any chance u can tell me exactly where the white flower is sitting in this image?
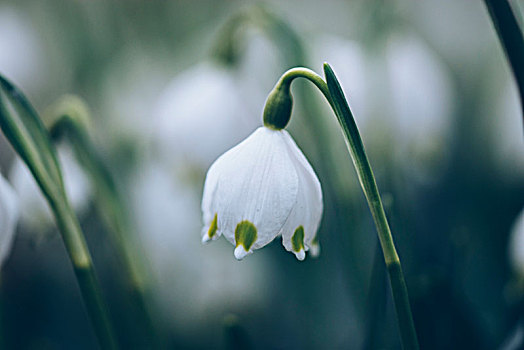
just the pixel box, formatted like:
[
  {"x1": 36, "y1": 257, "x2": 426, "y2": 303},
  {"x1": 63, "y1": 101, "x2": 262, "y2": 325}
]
[
  {"x1": 0, "y1": 173, "x2": 19, "y2": 266},
  {"x1": 9, "y1": 146, "x2": 91, "y2": 232},
  {"x1": 201, "y1": 126, "x2": 323, "y2": 261},
  {"x1": 153, "y1": 62, "x2": 258, "y2": 172}
]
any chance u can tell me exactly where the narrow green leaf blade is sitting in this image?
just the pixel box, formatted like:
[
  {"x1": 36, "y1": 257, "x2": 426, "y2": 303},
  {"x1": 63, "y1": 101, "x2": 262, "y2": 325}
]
[
  {"x1": 323, "y1": 62, "x2": 375, "y2": 196},
  {"x1": 0, "y1": 74, "x2": 64, "y2": 200}
]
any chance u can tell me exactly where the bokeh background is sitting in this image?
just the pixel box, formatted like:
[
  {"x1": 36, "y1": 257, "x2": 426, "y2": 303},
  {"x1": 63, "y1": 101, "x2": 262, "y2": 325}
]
[{"x1": 0, "y1": 0, "x2": 523, "y2": 349}]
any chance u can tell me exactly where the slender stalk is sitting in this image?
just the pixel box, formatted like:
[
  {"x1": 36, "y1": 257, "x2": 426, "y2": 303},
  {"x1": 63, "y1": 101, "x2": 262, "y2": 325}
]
[
  {"x1": 483, "y1": 0, "x2": 524, "y2": 121},
  {"x1": 50, "y1": 194, "x2": 118, "y2": 350},
  {"x1": 46, "y1": 98, "x2": 160, "y2": 347},
  {"x1": 268, "y1": 66, "x2": 419, "y2": 349},
  {"x1": 363, "y1": 243, "x2": 388, "y2": 350}
]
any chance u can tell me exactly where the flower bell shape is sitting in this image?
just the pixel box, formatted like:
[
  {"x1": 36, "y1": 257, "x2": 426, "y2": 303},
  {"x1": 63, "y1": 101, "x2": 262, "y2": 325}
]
[{"x1": 201, "y1": 126, "x2": 322, "y2": 260}]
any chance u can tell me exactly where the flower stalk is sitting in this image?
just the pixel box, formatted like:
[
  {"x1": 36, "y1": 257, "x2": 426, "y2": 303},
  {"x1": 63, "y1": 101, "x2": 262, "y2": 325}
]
[
  {"x1": 45, "y1": 96, "x2": 160, "y2": 347},
  {"x1": 0, "y1": 77, "x2": 118, "y2": 349},
  {"x1": 265, "y1": 65, "x2": 419, "y2": 349}
]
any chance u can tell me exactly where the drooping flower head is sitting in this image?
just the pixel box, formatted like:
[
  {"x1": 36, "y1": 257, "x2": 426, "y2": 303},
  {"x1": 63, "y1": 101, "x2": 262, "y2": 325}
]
[{"x1": 201, "y1": 91, "x2": 323, "y2": 260}]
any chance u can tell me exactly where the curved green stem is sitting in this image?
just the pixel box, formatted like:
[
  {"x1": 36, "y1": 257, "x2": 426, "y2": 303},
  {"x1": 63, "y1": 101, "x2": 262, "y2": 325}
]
[{"x1": 268, "y1": 66, "x2": 419, "y2": 349}]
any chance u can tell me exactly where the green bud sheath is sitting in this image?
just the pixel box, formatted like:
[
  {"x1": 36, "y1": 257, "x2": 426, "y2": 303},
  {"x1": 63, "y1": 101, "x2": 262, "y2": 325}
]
[{"x1": 263, "y1": 81, "x2": 293, "y2": 130}]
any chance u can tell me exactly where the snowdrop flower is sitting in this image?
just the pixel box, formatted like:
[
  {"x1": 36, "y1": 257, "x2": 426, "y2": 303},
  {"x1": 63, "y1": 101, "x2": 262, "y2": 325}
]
[
  {"x1": 0, "y1": 173, "x2": 18, "y2": 266},
  {"x1": 201, "y1": 125, "x2": 323, "y2": 261},
  {"x1": 9, "y1": 146, "x2": 91, "y2": 232}
]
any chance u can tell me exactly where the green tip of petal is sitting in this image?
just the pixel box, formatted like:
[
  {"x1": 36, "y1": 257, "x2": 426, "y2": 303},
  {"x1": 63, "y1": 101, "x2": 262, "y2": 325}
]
[
  {"x1": 235, "y1": 220, "x2": 257, "y2": 252},
  {"x1": 208, "y1": 213, "x2": 218, "y2": 239},
  {"x1": 291, "y1": 226, "x2": 305, "y2": 253}
]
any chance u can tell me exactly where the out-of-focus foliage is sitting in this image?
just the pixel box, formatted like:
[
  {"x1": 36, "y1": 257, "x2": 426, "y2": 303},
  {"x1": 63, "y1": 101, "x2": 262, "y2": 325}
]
[{"x1": 0, "y1": 0, "x2": 522, "y2": 349}]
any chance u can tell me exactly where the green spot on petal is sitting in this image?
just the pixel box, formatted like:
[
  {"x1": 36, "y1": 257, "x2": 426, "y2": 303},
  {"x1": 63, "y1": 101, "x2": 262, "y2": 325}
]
[
  {"x1": 235, "y1": 220, "x2": 257, "y2": 251},
  {"x1": 208, "y1": 213, "x2": 218, "y2": 238},
  {"x1": 292, "y1": 226, "x2": 305, "y2": 252}
]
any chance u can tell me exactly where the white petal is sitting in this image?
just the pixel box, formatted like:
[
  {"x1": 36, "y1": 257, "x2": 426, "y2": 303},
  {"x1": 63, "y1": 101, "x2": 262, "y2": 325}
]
[
  {"x1": 280, "y1": 130, "x2": 323, "y2": 258},
  {"x1": 205, "y1": 127, "x2": 298, "y2": 252},
  {"x1": 294, "y1": 249, "x2": 306, "y2": 261},
  {"x1": 234, "y1": 245, "x2": 252, "y2": 260},
  {"x1": 201, "y1": 137, "x2": 246, "y2": 242},
  {"x1": 0, "y1": 174, "x2": 19, "y2": 265}
]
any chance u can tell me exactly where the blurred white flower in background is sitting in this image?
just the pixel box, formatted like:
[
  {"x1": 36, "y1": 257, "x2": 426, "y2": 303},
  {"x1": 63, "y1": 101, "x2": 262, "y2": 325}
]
[
  {"x1": 310, "y1": 36, "x2": 372, "y2": 135},
  {"x1": 492, "y1": 81, "x2": 524, "y2": 181},
  {"x1": 509, "y1": 208, "x2": 524, "y2": 279},
  {"x1": 98, "y1": 46, "x2": 171, "y2": 149},
  {"x1": 233, "y1": 28, "x2": 283, "y2": 116},
  {"x1": 0, "y1": 6, "x2": 46, "y2": 94},
  {"x1": 0, "y1": 173, "x2": 19, "y2": 266},
  {"x1": 8, "y1": 146, "x2": 91, "y2": 234},
  {"x1": 153, "y1": 62, "x2": 258, "y2": 173},
  {"x1": 201, "y1": 126, "x2": 323, "y2": 260},
  {"x1": 386, "y1": 33, "x2": 453, "y2": 160},
  {"x1": 130, "y1": 159, "x2": 269, "y2": 331},
  {"x1": 312, "y1": 33, "x2": 454, "y2": 181}
]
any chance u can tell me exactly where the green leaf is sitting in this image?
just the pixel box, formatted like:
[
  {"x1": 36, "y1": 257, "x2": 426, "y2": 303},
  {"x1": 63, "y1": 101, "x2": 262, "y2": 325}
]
[
  {"x1": 323, "y1": 63, "x2": 376, "y2": 198},
  {"x1": 0, "y1": 75, "x2": 65, "y2": 202}
]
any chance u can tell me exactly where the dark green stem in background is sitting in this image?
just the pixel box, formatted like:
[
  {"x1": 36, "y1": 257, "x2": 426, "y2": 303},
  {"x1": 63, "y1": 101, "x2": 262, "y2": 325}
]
[
  {"x1": 363, "y1": 243, "x2": 388, "y2": 350},
  {"x1": 484, "y1": 0, "x2": 524, "y2": 122},
  {"x1": 52, "y1": 198, "x2": 118, "y2": 350},
  {"x1": 265, "y1": 66, "x2": 419, "y2": 350},
  {"x1": 46, "y1": 97, "x2": 160, "y2": 348}
]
